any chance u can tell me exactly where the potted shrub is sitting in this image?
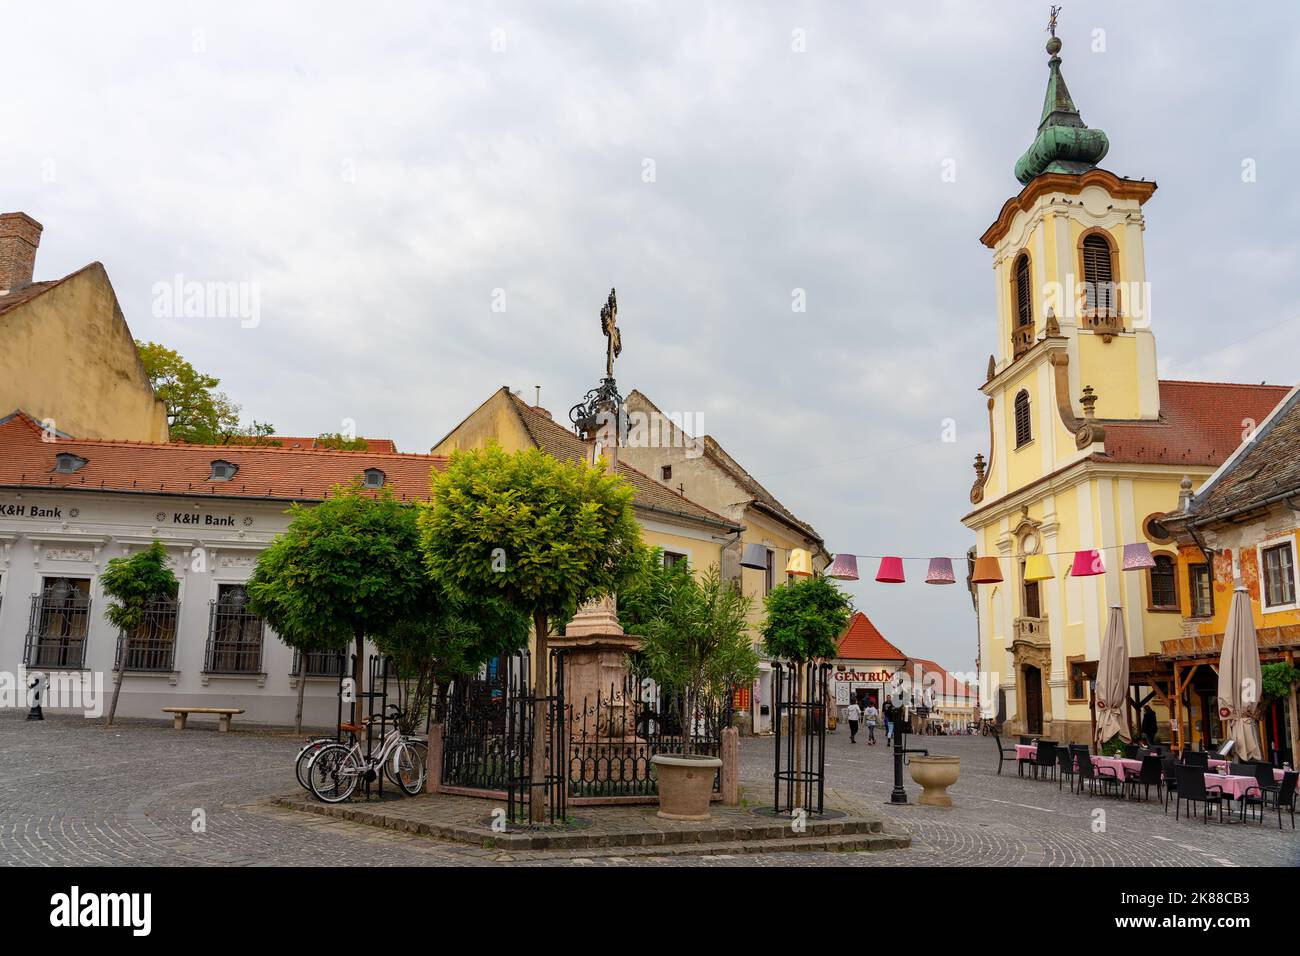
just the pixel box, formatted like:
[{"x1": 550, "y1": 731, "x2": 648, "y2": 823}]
[{"x1": 639, "y1": 566, "x2": 758, "y2": 820}]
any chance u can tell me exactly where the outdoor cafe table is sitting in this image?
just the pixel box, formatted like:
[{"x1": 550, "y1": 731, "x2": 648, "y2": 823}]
[
  {"x1": 1207, "y1": 757, "x2": 1286, "y2": 782},
  {"x1": 1206, "y1": 772, "x2": 1263, "y2": 802}
]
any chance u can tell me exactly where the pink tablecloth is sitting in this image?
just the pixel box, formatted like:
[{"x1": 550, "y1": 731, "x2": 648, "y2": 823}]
[
  {"x1": 1091, "y1": 755, "x2": 1144, "y2": 776},
  {"x1": 1206, "y1": 758, "x2": 1285, "y2": 783},
  {"x1": 1204, "y1": 774, "x2": 1263, "y2": 800},
  {"x1": 1015, "y1": 744, "x2": 1037, "y2": 761}
]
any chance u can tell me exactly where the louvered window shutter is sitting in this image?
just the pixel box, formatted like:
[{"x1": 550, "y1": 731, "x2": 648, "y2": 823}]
[
  {"x1": 1082, "y1": 235, "x2": 1114, "y2": 311},
  {"x1": 1015, "y1": 256, "x2": 1033, "y2": 327}
]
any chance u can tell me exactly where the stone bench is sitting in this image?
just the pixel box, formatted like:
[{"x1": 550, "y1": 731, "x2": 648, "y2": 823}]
[{"x1": 162, "y1": 706, "x2": 244, "y2": 732}]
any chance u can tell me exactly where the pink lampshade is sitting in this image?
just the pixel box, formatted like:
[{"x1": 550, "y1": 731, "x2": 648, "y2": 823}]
[
  {"x1": 875, "y1": 556, "x2": 905, "y2": 584},
  {"x1": 827, "y1": 553, "x2": 859, "y2": 581},
  {"x1": 1122, "y1": 542, "x2": 1156, "y2": 571},
  {"x1": 924, "y1": 557, "x2": 956, "y2": 585},
  {"x1": 1069, "y1": 549, "x2": 1105, "y2": 577}
]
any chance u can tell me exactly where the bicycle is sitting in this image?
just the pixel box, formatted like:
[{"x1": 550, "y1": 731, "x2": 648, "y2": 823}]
[
  {"x1": 294, "y1": 726, "x2": 361, "y2": 791},
  {"x1": 306, "y1": 705, "x2": 426, "y2": 802}
]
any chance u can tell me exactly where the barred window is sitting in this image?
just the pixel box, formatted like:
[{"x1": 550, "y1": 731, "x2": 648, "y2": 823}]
[
  {"x1": 1014, "y1": 390, "x2": 1032, "y2": 447},
  {"x1": 1149, "y1": 554, "x2": 1178, "y2": 609}
]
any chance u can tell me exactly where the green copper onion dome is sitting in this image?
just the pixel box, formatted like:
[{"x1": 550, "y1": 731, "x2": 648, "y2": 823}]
[{"x1": 1013, "y1": 36, "x2": 1109, "y2": 185}]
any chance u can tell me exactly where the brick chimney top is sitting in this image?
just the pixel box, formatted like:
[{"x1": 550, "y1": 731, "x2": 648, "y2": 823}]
[{"x1": 0, "y1": 212, "x2": 43, "y2": 292}]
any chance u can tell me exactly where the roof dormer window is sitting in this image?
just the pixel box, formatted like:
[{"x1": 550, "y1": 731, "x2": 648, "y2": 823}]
[
  {"x1": 362, "y1": 468, "x2": 385, "y2": 489},
  {"x1": 209, "y1": 460, "x2": 238, "y2": 482},
  {"x1": 54, "y1": 453, "x2": 88, "y2": 474}
]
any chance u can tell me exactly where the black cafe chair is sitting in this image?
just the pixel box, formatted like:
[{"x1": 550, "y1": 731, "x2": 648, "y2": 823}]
[
  {"x1": 1174, "y1": 764, "x2": 1226, "y2": 824},
  {"x1": 1261, "y1": 771, "x2": 1297, "y2": 830},
  {"x1": 1161, "y1": 756, "x2": 1179, "y2": 813},
  {"x1": 1122, "y1": 743, "x2": 1140, "y2": 760},
  {"x1": 1056, "y1": 746, "x2": 1078, "y2": 793},
  {"x1": 1182, "y1": 750, "x2": 1209, "y2": 769},
  {"x1": 1124, "y1": 753, "x2": 1163, "y2": 803},
  {"x1": 993, "y1": 733, "x2": 1018, "y2": 776},
  {"x1": 1034, "y1": 740, "x2": 1058, "y2": 781},
  {"x1": 1076, "y1": 751, "x2": 1122, "y2": 798}
]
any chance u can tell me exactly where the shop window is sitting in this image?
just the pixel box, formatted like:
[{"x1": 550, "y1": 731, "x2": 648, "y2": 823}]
[{"x1": 1067, "y1": 657, "x2": 1087, "y2": 702}]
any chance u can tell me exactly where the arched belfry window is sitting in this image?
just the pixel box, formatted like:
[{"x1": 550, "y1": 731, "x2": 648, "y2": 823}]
[
  {"x1": 1082, "y1": 233, "x2": 1116, "y2": 313},
  {"x1": 1014, "y1": 390, "x2": 1032, "y2": 447},
  {"x1": 1014, "y1": 254, "x2": 1033, "y2": 328}
]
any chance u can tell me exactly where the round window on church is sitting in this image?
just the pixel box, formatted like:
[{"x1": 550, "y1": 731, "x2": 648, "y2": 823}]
[{"x1": 1142, "y1": 513, "x2": 1172, "y2": 544}]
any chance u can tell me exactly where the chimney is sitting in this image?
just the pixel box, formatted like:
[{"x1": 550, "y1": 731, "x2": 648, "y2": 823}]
[{"x1": 0, "y1": 212, "x2": 43, "y2": 292}]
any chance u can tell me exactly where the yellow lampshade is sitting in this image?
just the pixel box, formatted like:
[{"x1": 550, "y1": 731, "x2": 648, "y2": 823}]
[
  {"x1": 1023, "y1": 553, "x2": 1055, "y2": 582},
  {"x1": 785, "y1": 548, "x2": 813, "y2": 577}
]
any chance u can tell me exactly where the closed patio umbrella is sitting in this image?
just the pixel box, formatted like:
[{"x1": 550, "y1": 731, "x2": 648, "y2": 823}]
[
  {"x1": 1094, "y1": 605, "x2": 1130, "y2": 748},
  {"x1": 1217, "y1": 586, "x2": 1264, "y2": 761}
]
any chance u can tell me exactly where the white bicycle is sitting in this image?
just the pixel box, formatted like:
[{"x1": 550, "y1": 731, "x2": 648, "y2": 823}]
[{"x1": 306, "y1": 705, "x2": 426, "y2": 803}]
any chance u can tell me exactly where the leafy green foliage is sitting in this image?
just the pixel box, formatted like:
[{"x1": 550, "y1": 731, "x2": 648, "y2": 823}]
[
  {"x1": 1262, "y1": 661, "x2": 1300, "y2": 703},
  {"x1": 315, "y1": 432, "x2": 369, "y2": 451},
  {"x1": 616, "y1": 545, "x2": 692, "y2": 633},
  {"x1": 136, "y1": 340, "x2": 277, "y2": 444},
  {"x1": 246, "y1": 480, "x2": 427, "y2": 670},
  {"x1": 760, "y1": 574, "x2": 853, "y2": 663},
  {"x1": 419, "y1": 444, "x2": 642, "y2": 630},
  {"x1": 636, "y1": 565, "x2": 759, "y2": 754},
  {"x1": 100, "y1": 541, "x2": 178, "y2": 634},
  {"x1": 1099, "y1": 733, "x2": 1126, "y2": 757}
]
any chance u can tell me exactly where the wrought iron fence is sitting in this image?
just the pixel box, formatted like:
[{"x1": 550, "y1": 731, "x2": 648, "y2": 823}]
[
  {"x1": 772, "y1": 660, "x2": 829, "y2": 814},
  {"x1": 204, "y1": 597, "x2": 264, "y2": 674},
  {"x1": 114, "y1": 598, "x2": 180, "y2": 671},
  {"x1": 566, "y1": 671, "x2": 731, "y2": 798},
  {"x1": 442, "y1": 652, "x2": 529, "y2": 792},
  {"x1": 507, "y1": 650, "x2": 566, "y2": 825},
  {"x1": 291, "y1": 648, "x2": 347, "y2": 678},
  {"x1": 24, "y1": 590, "x2": 92, "y2": 668}
]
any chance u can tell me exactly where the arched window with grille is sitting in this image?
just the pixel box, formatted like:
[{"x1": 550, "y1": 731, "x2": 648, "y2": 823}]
[
  {"x1": 1082, "y1": 232, "x2": 1116, "y2": 313},
  {"x1": 1148, "y1": 553, "x2": 1178, "y2": 610},
  {"x1": 1014, "y1": 390, "x2": 1032, "y2": 447},
  {"x1": 1014, "y1": 254, "x2": 1033, "y2": 328}
]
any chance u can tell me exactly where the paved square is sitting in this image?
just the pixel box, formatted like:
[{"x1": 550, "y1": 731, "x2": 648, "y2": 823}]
[{"x1": 2, "y1": 713, "x2": 1296, "y2": 866}]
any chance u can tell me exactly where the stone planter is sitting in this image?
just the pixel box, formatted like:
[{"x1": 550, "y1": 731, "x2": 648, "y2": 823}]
[
  {"x1": 907, "y1": 754, "x2": 960, "y2": 807},
  {"x1": 651, "y1": 753, "x2": 722, "y2": 820}
]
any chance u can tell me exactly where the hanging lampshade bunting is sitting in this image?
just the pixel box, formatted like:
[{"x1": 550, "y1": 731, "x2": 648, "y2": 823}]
[
  {"x1": 785, "y1": 548, "x2": 813, "y2": 577},
  {"x1": 740, "y1": 543, "x2": 769, "y2": 571},
  {"x1": 1121, "y1": 542, "x2": 1156, "y2": 571},
  {"x1": 875, "y1": 556, "x2": 905, "y2": 583},
  {"x1": 1023, "y1": 553, "x2": 1055, "y2": 582},
  {"x1": 971, "y1": 556, "x2": 1003, "y2": 584},
  {"x1": 1070, "y1": 549, "x2": 1105, "y2": 577},
  {"x1": 826, "y1": 553, "x2": 860, "y2": 580},
  {"x1": 924, "y1": 557, "x2": 956, "y2": 584}
]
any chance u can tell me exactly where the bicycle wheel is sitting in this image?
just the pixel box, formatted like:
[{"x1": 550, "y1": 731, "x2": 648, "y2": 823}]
[
  {"x1": 385, "y1": 741, "x2": 425, "y2": 796},
  {"x1": 294, "y1": 739, "x2": 331, "y2": 791},
  {"x1": 308, "y1": 744, "x2": 360, "y2": 803}
]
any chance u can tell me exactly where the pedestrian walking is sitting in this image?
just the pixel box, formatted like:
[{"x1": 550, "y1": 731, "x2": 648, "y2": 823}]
[
  {"x1": 845, "y1": 700, "x2": 861, "y2": 743},
  {"x1": 864, "y1": 700, "x2": 879, "y2": 745},
  {"x1": 882, "y1": 699, "x2": 895, "y2": 745}
]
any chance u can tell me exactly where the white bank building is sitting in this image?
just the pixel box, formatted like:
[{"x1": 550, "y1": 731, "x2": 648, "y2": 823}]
[{"x1": 0, "y1": 410, "x2": 440, "y2": 725}]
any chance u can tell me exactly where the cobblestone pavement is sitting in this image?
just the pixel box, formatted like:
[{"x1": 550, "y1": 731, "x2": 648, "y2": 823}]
[{"x1": 3, "y1": 712, "x2": 1297, "y2": 866}]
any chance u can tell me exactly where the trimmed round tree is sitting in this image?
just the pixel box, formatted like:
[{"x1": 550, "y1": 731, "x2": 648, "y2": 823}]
[
  {"x1": 419, "y1": 443, "x2": 641, "y2": 822},
  {"x1": 101, "y1": 540, "x2": 179, "y2": 726},
  {"x1": 246, "y1": 480, "x2": 426, "y2": 725}
]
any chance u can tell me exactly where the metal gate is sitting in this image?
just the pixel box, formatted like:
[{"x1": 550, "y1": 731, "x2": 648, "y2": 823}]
[{"x1": 772, "y1": 661, "x2": 829, "y2": 814}]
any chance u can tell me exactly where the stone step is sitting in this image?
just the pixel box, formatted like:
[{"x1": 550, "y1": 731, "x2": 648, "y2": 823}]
[{"x1": 517, "y1": 832, "x2": 912, "y2": 861}]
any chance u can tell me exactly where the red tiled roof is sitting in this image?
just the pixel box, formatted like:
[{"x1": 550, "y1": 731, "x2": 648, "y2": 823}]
[
  {"x1": 1185, "y1": 386, "x2": 1300, "y2": 520},
  {"x1": 836, "y1": 611, "x2": 907, "y2": 661},
  {"x1": 1095, "y1": 380, "x2": 1289, "y2": 467},
  {"x1": 503, "y1": 391, "x2": 743, "y2": 530},
  {"x1": 907, "y1": 656, "x2": 976, "y2": 699},
  {"x1": 0, "y1": 410, "x2": 441, "y2": 502}
]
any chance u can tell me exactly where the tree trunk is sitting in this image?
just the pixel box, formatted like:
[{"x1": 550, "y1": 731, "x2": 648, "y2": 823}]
[
  {"x1": 105, "y1": 634, "x2": 125, "y2": 727},
  {"x1": 530, "y1": 610, "x2": 549, "y2": 824},
  {"x1": 294, "y1": 653, "x2": 306, "y2": 735}
]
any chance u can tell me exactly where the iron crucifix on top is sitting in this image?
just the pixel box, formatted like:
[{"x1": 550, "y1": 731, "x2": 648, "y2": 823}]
[{"x1": 601, "y1": 287, "x2": 621, "y2": 378}]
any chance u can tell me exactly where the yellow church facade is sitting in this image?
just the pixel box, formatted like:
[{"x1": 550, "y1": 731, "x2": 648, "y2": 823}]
[{"x1": 961, "y1": 36, "x2": 1286, "y2": 744}]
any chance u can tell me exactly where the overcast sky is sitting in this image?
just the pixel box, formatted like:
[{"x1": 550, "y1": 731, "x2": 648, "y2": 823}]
[{"x1": 5, "y1": 1, "x2": 1298, "y2": 675}]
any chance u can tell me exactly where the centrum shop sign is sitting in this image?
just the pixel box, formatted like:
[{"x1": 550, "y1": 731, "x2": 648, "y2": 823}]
[{"x1": 834, "y1": 669, "x2": 894, "y2": 683}]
